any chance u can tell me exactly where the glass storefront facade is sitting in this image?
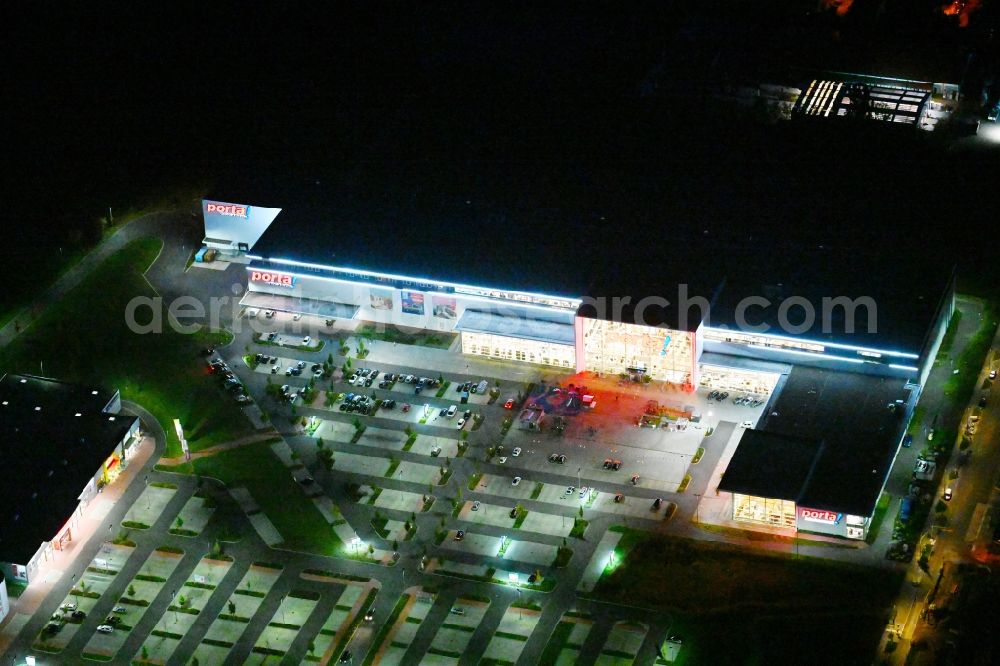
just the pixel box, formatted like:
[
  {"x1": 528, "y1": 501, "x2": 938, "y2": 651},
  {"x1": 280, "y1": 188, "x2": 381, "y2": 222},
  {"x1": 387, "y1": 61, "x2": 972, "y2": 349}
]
[
  {"x1": 461, "y1": 331, "x2": 576, "y2": 368},
  {"x1": 581, "y1": 319, "x2": 697, "y2": 385},
  {"x1": 732, "y1": 493, "x2": 797, "y2": 528}
]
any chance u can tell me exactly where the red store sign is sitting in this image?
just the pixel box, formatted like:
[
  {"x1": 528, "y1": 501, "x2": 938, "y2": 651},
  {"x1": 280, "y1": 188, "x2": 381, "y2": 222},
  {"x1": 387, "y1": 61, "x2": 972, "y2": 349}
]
[
  {"x1": 251, "y1": 270, "x2": 296, "y2": 288},
  {"x1": 800, "y1": 508, "x2": 840, "y2": 524},
  {"x1": 206, "y1": 201, "x2": 249, "y2": 218}
]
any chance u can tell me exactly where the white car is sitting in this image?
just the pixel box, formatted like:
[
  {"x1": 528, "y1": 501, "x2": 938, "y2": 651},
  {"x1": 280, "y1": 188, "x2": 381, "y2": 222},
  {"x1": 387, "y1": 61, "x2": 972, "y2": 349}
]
[
  {"x1": 472, "y1": 501, "x2": 480, "y2": 511},
  {"x1": 60, "y1": 602, "x2": 77, "y2": 611},
  {"x1": 96, "y1": 625, "x2": 114, "y2": 634},
  {"x1": 512, "y1": 447, "x2": 521, "y2": 457},
  {"x1": 446, "y1": 405, "x2": 457, "y2": 418},
  {"x1": 991, "y1": 369, "x2": 998, "y2": 380},
  {"x1": 302, "y1": 335, "x2": 311, "y2": 345},
  {"x1": 579, "y1": 486, "x2": 589, "y2": 498},
  {"x1": 511, "y1": 476, "x2": 522, "y2": 486},
  {"x1": 456, "y1": 419, "x2": 466, "y2": 429},
  {"x1": 246, "y1": 308, "x2": 259, "y2": 318},
  {"x1": 498, "y1": 456, "x2": 507, "y2": 464},
  {"x1": 293, "y1": 313, "x2": 303, "y2": 321}
]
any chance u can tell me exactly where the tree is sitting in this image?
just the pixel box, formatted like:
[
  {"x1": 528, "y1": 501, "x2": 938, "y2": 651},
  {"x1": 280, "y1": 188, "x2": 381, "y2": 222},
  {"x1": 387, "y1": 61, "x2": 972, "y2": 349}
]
[
  {"x1": 228, "y1": 600, "x2": 236, "y2": 615},
  {"x1": 411, "y1": 512, "x2": 417, "y2": 524},
  {"x1": 128, "y1": 584, "x2": 136, "y2": 597},
  {"x1": 460, "y1": 431, "x2": 468, "y2": 442},
  {"x1": 141, "y1": 646, "x2": 149, "y2": 661},
  {"x1": 578, "y1": 505, "x2": 584, "y2": 518},
  {"x1": 327, "y1": 352, "x2": 334, "y2": 366},
  {"x1": 392, "y1": 539, "x2": 399, "y2": 552},
  {"x1": 175, "y1": 516, "x2": 184, "y2": 530},
  {"x1": 178, "y1": 594, "x2": 188, "y2": 608},
  {"x1": 309, "y1": 640, "x2": 316, "y2": 656},
  {"x1": 316, "y1": 437, "x2": 325, "y2": 449},
  {"x1": 368, "y1": 543, "x2": 375, "y2": 555}
]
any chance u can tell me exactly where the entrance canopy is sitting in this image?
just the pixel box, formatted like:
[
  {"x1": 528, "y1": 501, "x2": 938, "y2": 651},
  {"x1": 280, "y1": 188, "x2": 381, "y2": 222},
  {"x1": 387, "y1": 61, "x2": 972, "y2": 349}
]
[
  {"x1": 239, "y1": 291, "x2": 359, "y2": 319},
  {"x1": 455, "y1": 308, "x2": 576, "y2": 346}
]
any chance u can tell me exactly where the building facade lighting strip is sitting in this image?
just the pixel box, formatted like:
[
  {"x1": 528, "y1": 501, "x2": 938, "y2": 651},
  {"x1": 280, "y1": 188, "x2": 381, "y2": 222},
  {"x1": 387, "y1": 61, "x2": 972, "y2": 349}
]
[
  {"x1": 706, "y1": 327, "x2": 919, "y2": 359},
  {"x1": 254, "y1": 257, "x2": 581, "y2": 309},
  {"x1": 748, "y1": 344, "x2": 865, "y2": 364}
]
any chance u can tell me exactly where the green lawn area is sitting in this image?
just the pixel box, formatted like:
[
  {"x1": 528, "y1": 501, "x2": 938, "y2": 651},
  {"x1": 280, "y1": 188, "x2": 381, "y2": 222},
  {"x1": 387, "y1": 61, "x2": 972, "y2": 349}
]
[
  {"x1": 0, "y1": 237, "x2": 253, "y2": 458},
  {"x1": 355, "y1": 323, "x2": 455, "y2": 350},
  {"x1": 943, "y1": 300, "x2": 998, "y2": 404},
  {"x1": 164, "y1": 441, "x2": 343, "y2": 556},
  {"x1": 592, "y1": 530, "x2": 900, "y2": 664}
]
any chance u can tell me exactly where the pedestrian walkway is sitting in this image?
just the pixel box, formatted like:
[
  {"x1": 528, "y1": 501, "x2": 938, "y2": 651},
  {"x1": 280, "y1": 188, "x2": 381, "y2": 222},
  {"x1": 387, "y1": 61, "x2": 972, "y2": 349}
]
[{"x1": 158, "y1": 430, "x2": 279, "y2": 466}]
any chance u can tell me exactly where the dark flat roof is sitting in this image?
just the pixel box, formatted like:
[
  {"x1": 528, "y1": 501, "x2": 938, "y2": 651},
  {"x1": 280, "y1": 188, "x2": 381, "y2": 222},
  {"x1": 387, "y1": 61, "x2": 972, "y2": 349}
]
[
  {"x1": 755, "y1": 365, "x2": 910, "y2": 516},
  {"x1": 0, "y1": 374, "x2": 136, "y2": 565},
  {"x1": 719, "y1": 429, "x2": 824, "y2": 502},
  {"x1": 231, "y1": 179, "x2": 953, "y2": 349},
  {"x1": 707, "y1": 248, "x2": 954, "y2": 355}
]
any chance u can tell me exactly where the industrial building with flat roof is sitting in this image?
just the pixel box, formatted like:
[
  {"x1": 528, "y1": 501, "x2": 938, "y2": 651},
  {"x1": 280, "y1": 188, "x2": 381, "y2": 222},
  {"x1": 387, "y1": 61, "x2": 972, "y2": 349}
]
[{"x1": 0, "y1": 374, "x2": 140, "y2": 586}]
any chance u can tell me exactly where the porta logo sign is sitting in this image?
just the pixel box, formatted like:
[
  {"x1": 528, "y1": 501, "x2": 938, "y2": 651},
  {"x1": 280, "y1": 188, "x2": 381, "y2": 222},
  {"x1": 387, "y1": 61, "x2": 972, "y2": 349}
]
[
  {"x1": 800, "y1": 508, "x2": 841, "y2": 524},
  {"x1": 205, "y1": 201, "x2": 249, "y2": 218},
  {"x1": 250, "y1": 270, "x2": 296, "y2": 288}
]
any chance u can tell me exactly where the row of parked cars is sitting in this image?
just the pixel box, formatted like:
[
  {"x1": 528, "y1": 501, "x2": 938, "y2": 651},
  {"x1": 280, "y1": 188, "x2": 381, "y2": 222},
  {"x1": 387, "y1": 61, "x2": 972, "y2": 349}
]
[
  {"x1": 707, "y1": 390, "x2": 765, "y2": 407},
  {"x1": 456, "y1": 379, "x2": 490, "y2": 394},
  {"x1": 208, "y1": 358, "x2": 252, "y2": 404}
]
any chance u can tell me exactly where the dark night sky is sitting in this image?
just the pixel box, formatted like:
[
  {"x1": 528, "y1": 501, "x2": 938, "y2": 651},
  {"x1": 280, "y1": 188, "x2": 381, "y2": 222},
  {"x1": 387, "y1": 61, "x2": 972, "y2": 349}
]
[{"x1": 5, "y1": 1, "x2": 1000, "y2": 300}]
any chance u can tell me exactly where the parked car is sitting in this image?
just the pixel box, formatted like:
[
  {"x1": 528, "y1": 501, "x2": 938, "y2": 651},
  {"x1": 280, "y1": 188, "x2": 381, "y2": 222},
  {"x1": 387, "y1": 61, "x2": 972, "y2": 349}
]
[
  {"x1": 472, "y1": 501, "x2": 480, "y2": 511},
  {"x1": 71, "y1": 610, "x2": 86, "y2": 620},
  {"x1": 504, "y1": 398, "x2": 514, "y2": 409},
  {"x1": 614, "y1": 493, "x2": 624, "y2": 503},
  {"x1": 454, "y1": 530, "x2": 465, "y2": 541},
  {"x1": 512, "y1": 447, "x2": 521, "y2": 457},
  {"x1": 498, "y1": 456, "x2": 507, "y2": 464},
  {"x1": 943, "y1": 487, "x2": 953, "y2": 501},
  {"x1": 60, "y1": 603, "x2": 77, "y2": 612},
  {"x1": 456, "y1": 418, "x2": 466, "y2": 429},
  {"x1": 96, "y1": 625, "x2": 114, "y2": 634},
  {"x1": 510, "y1": 507, "x2": 518, "y2": 518},
  {"x1": 511, "y1": 476, "x2": 522, "y2": 486},
  {"x1": 653, "y1": 498, "x2": 662, "y2": 510},
  {"x1": 447, "y1": 405, "x2": 457, "y2": 418},
  {"x1": 302, "y1": 335, "x2": 311, "y2": 345},
  {"x1": 402, "y1": 403, "x2": 411, "y2": 412},
  {"x1": 430, "y1": 447, "x2": 442, "y2": 457},
  {"x1": 902, "y1": 434, "x2": 913, "y2": 448}
]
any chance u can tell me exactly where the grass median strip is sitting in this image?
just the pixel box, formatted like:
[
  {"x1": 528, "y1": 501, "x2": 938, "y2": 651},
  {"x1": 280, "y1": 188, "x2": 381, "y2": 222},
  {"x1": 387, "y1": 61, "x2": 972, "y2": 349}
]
[
  {"x1": 0, "y1": 237, "x2": 253, "y2": 459},
  {"x1": 363, "y1": 594, "x2": 410, "y2": 666}
]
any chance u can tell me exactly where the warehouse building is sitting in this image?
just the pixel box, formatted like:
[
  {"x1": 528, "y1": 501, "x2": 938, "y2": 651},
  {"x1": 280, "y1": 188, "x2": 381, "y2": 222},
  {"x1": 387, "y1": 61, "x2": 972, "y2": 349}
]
[{"x1": 0, "y1": 374, "x2": 140, "y2": 586}]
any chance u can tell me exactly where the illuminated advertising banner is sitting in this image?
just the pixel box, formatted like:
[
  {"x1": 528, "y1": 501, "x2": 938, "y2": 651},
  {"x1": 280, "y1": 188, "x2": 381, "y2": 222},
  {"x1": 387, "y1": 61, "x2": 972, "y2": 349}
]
[
  {"x1": 432, "y1": 295, "x2": 457, "y2": 319},
  {"x1": 250, "y1": 270, "x2": 296, "y2": 288},
  {"x1": 370, "y1": 288, "x2": 393, "y2": 311},
  {"x1": 205, "y1": 201, "x2": 249, "y2": 218},
  {"x1": 202, "y1": 199, "x2": 282, "y2": 250},
  {"x1": 799, "y1": 508, "x2": 841, "y2": 525},
  {"x1": 401, "y1": 290, "x2": 425, "y2": 315}
]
